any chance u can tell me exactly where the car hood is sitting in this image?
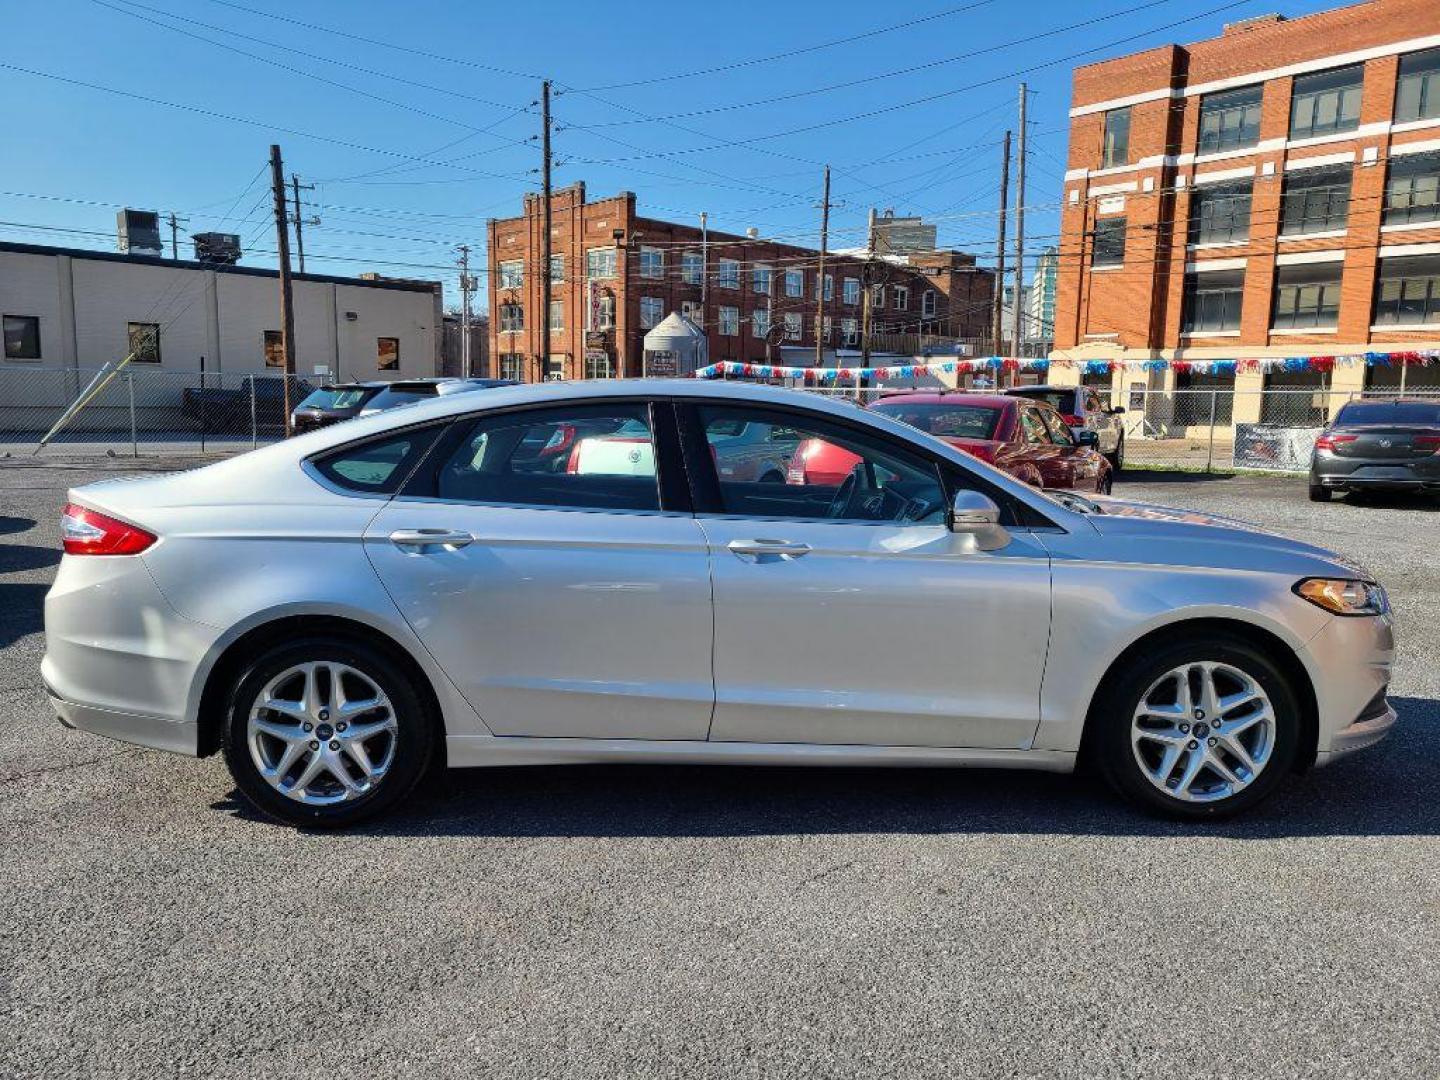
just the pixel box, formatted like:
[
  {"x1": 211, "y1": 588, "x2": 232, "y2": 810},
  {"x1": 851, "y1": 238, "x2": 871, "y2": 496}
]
[{"x1": 1073, "y1": 493, "x2": 1370, "y2": 578}]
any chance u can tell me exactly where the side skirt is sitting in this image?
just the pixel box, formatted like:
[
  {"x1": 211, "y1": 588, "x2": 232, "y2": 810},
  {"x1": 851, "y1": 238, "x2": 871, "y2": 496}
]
[{"x1": 445, "y1": 735, "x2": 1077, "y2": 772}]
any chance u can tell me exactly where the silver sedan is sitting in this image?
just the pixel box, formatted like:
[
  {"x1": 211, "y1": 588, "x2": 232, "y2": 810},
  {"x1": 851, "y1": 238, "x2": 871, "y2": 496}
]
[{"x1": 44, "y1": 380, "x2": 1396, "y2": 827}]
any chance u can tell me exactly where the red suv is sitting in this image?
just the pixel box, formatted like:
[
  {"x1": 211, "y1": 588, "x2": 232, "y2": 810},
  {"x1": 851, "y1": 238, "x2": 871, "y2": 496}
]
[{"x1": 788, "y1": 392, "x2": 1113, "y2": 493}]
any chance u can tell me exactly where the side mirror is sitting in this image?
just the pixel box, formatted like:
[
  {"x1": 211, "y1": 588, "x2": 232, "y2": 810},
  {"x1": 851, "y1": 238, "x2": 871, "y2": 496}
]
[
  {"x1": 1076, "y1": 429, "x2": 1101, "y2": 447},
  {"x1": 948, "y1": 490, "x2": 1009, "y2": 550}
]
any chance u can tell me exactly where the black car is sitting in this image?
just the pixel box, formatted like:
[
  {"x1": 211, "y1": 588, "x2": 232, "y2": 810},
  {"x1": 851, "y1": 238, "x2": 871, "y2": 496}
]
[
  {"x1": 291, "y1": 382, "x2": 387, "y2": 433},
  {"x1": 1309, "y1": 398, "x2": 1440, "y2": 501}
]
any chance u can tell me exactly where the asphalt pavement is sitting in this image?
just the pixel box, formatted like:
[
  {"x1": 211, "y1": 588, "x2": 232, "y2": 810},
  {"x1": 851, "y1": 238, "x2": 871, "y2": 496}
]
[{"x1": 2, "y1": 460, "x2": 1437, "y2": 1079}]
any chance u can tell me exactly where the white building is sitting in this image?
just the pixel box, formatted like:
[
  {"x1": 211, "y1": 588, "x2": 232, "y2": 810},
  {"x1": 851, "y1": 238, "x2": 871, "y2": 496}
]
[{"x1": 0, "y1": 240, "x2": 443, "y2": 381}]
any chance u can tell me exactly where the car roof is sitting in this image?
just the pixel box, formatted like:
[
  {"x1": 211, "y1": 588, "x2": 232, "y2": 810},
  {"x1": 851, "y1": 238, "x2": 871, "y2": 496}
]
[
  {"x1": 872, "y1": 392, "x2": 1014, "y2": 409},
  {"x1": 323, "y1": 381, "x2": 389, "y2": 390}
]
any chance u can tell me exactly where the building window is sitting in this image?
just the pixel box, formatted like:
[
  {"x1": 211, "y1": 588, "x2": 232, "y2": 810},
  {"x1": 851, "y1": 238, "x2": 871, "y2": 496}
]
[
  {"x1": 1188, "y1": 180, "x2": 1253, "y2": 245},
  {"x1": 1101, "y1": 107, "x2": 1130, "y2": 169},
  {"x1": 549, "y1": 301, "x2": 564, "y2": 331},
  {"x1": 499, "y1": 303, "x2": 524, "y2": 333},
  {"x1": 681, "y1": 251, "x2": 703, "y2": 285},
  {"x1": 4, "y1": 315, "x2": 41, "y2": 360},
  {"x1": 262, "y1": 329, "x2": 284, "y2": 368},
  {"x1": 921, "y1": 290, "x2": 937, "y2": 317},
  {"x1": 719, "y1": 306, "x2": 740, "y2": 336},
  {"x1": 822, "y1": 316, "x2": 833, "y2": 342},
  {"x1": 499, "y1": 259, "x2": 524, "y2": 289},
  {"x1": 1182, "y1": 269, "x2": 1245, "y2": 333},
  {"x1": 1197, "y1": 85, "x2": 1262, "y2": 154},
  {"x1": 1280, "y1": 165, "x2": 1351, "y2": 236},
  {"x1": 1384, "y1": 151, "x2": 1440, "y2": 227},
  {"x1": 1289, "y1": 65, "x2": 1363, "y2": 141},
  {"x1": 1397, "y1": 47, "x2": 1440, "y2": 123},
  {"x1": 1175, "y1": 370, "x2": 1235, "y2": 423},
  {"x1": 843, "y1": 277, "x2": 860, "y2": 305},
  {"x1": 1092, "y1": 217, "x2": 1126, "y2": 267},
  {"x1": 546, "y1": 355, "x2": 567, "y2": 381},
  {"x1": 586, "y1": 247, "x2": 616, "y2": 280},
  {"x1": 893, "y1": 285, "x2": 909, "y2": 311},
  {"x1": 871, "y1": 283, "x2": 885, "y2": 309},
  {"x1": 783, "y1": 312, "x2": 803, "y2": 341},
  {"x1": 639, "y1": 247, "x2": 664, "y2": 279},
  {"x1": 640, "y1": 296, "x2": 664, "y2": 329},
  {"x1": 752, "y1": 265, "x2": 772, "y2": 295},
  {"x1": 498, "y1": 353, "x2": 525, "y2": 382},
  {"x1": 377, "y1": 336, "x2": 400, "y2": 371},
  {"x1": 549, "y1": 254, "x2": 565, "y2": 282},
  {"x1": 784, "y1": 269, "x2": 804, "y2": 298},
  {"x1": 127, "y1": 322, "x2": 161, "y2": 363},
  {"x1": 718, "y1": 258, "x2": 740, "y2": 289},
  {"x1": 841, "y1": 317, "x2": 859, "y2": 345},
  {"x1": 752, "y1": 308, "x2": 771, "y2": 339},
  {"x1": 681, "y1": 299, "x2": 703, "y2": 324},
  {"x1": 1374, "y1": 254, "x2": 1440, "y2": 326},
  {"x1": 1272, "y1": 262, "x2": 1342, "y2": 330},
  {"x1": 595, "y1": 293, "x2": 615, "y2": 331},
  {"x1": 584, "y1": 352, "x2": 613, "y2": 379}
]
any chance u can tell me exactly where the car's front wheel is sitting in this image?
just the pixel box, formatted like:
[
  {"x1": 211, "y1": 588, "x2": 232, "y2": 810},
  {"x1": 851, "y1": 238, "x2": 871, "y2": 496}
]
[
  {"x1": 222, "y1": 637, "x2": 437, "y2": 828},
  {"x1": 1093, "y1": 637, "x2": 1300, "y2": 819}
]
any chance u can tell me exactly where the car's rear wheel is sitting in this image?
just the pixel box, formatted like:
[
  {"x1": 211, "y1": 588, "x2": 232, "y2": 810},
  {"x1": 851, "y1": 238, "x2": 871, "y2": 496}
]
[
  {"x1": 222, "y1": 637, "x2": 436, "y2": 828},
  {"x1": 1093, "y1": 637, "x2": 1300, "y2": 819},
  {"x1": 1308, "y1": 479, "x2": 1332, "y2": 502}
]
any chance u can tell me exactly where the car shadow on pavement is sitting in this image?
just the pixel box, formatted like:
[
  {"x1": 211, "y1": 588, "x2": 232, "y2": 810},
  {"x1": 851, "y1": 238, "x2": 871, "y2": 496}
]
[
  {"x1": 0, "y1": 516, "x2": 37, "y2": 537},
  {"x1": 0, "y1": 543, "x2": 61, "y2": 573},
  {"x1": 1338, "y1": 491, "x2": 1440, "y2": 512},
  {"x1": 211, "y1": 694, "x2": 1439, "y2": 840},
  {"x1": 0, "y1": 584, "x2": 49, "y2": 648}
]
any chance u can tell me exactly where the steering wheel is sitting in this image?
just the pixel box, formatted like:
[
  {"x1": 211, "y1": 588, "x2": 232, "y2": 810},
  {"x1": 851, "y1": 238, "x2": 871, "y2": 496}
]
[{"x1": 827, "y1": 469, "x2": 858, "y2": 519}]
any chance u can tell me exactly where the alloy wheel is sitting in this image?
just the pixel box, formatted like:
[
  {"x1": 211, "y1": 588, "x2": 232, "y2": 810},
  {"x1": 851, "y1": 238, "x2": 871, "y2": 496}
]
[
  {"x1": 246, "y1": 661, "x2": 399, "y2": 805},
  {"x1": 1130, "y1": 661, "x2": 1275, "y2": 804}
]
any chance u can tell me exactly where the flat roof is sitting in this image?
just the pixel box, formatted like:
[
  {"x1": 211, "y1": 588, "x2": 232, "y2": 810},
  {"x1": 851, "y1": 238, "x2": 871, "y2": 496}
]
[{"x1": 0, "y1": 239, "x2": 440, "y2": 293}]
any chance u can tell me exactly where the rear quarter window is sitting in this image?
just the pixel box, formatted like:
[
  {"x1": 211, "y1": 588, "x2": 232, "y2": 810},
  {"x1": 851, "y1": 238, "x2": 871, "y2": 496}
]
[{"x1": 311, "y1": 426, "x2": 441, "y2": 494}]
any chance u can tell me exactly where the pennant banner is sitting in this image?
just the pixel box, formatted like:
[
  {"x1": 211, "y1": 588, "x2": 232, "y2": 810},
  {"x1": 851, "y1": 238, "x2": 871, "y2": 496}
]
[{"x1": 692, "y1": 350, "x2": 1440, "y2": 382}]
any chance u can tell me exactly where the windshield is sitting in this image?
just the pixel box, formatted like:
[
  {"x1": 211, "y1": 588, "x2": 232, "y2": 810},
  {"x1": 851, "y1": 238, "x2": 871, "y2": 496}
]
[
  {"x1": 1008, "y1": 389, "x2": 1075, "y2": 413},
  {"x1": 299, "y1": 386, "x2": 376, "y2": 410},
  {"x1": 1335, "y1": 401, "x2": 1440, "y2": 426},
  {"x1": 871, "y1": 402, "x2": 1002, "y2": 440}
]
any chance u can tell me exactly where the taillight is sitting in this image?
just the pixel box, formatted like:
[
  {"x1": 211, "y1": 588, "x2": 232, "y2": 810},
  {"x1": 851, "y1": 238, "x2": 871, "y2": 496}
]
[
  {"x1": 1062, "y1": 414, "x2": 1083, "y2": 426},
  {"x1": 61, "y1": 502, "x2": 155, "y2": 556},
  {"x1": 1315, "y1": 433, "x2": 1357, "y2": 452},
  {"x1": 1416, "y1": 434, "x2": 1440, "y2": 454}
]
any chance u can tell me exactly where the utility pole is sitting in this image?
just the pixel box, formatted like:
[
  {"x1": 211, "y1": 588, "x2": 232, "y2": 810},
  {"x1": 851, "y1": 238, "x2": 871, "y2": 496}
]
[
  {"x1": 539, "y1": 79, "x2": 553, "y2": 383},
  {"x1": 269, "y1": 144, "x2": 297, "y2": 434},
  {"x1": 699, "y1": 211, "x2": 708, "y2": 309},
  {"x1": 991, "y1": 131, "x2": 1011, "y2": 360},
  {"x1": 861, "y1": 207, "x2": 876, "y2": 370},
  {"x1": 165, "y1": 211, "x2": 186, "y2": 260},
  {"x1": 1010, "y1": 83, "x2": 1028, "y2": 372},
  {"x1": 290, "y1": 174, "x2": 315, "y2": 274},
  {"x1": 457, "y1": 244, "x2": 474, "y2": 378},
  {"x1": 814, "y1": 164, "x2": 831, "y2": 369}
]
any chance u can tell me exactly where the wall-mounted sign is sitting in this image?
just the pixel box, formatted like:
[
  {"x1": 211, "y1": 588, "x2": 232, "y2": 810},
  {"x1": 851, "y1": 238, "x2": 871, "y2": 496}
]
[{"x1": 1098, "y1": 195, "x2": 1126, "y2": 215}]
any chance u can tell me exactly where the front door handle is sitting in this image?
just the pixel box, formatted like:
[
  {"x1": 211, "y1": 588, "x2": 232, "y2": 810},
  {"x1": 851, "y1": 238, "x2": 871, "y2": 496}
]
[
  {"x1": 389, "y1": 528, "x2": 474, "y2": 552},
  {"x1": 727, "y1": 538, "x2": 812, "y2": 560}
]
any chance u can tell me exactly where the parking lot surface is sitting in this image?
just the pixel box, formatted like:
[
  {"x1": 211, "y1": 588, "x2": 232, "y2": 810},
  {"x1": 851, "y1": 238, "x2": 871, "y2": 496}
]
[{"x1": 2, "y1": 461, "x2": 1437, "y2": 1079}]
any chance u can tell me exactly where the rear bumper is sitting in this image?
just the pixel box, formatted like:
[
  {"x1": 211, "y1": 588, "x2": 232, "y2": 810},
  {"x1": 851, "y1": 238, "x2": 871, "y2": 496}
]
[
  {"x1": 1312, "y1": 457, "x2": 1440, "y2": 489},
  {"x1": 49, "y1": 689, "x2": 198, "y2": 755}
]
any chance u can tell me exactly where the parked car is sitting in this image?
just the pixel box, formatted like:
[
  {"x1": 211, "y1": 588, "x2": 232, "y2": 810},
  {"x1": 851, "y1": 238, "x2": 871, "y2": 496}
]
[
  {"x1": 1006, "y1": 384, "x2": 1126, "y2": 468},
  {"x1": 789, "y1": 393, "x2": 1112, "y2": 494},
  {"x1": 182, "y1": 377, "x2": 313, "y2": 430},
  {"x1": 357, "y1": 378, "x2": 514, "y2": 417},
  {"x1": 291, "y1": 382, "x2": 387, "y2": 434},
  {"x1": 47, "y1": 380, "x2": 1394, "y2": 827},
  {"x1": 1309, "y1": 398, "x2": 1440, "y2": 501}
]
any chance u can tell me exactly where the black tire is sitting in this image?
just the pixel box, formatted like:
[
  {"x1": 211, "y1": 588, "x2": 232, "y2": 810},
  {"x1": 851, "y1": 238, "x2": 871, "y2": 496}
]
[
  {"x1": 222, "y1": 636, "x2": 437, "y2": 829},
  {"x1": 1308, "y1": 481, "x2": 1332, "y2": 502},
  {"x1": 1106, "y1": 436, "x2": 1124, "y2": 472},
  {"x1": 1092, "y1": 636, "x2": 1301, "y2": 820},
  {"x1": 1099, "y1": 467, "x2": 1114, "y2": 496}
]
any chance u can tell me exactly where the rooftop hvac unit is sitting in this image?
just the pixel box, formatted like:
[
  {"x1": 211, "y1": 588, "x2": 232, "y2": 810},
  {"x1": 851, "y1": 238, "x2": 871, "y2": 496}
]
[
  {"x1": 193, "y1": 232, "x2": 242, "y2": 265},
  {"x1": 117, "y1": 209, "x2": 163, "y2": 255}
]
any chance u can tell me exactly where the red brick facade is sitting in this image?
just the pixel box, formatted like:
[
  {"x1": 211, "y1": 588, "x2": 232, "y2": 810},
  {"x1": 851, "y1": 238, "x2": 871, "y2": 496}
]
[
  {"x1": 486, "y1": 184, "x2": 994, "y2": 381},
  {"x1": 1054, "y1": 0, "x2": 1440, "y2": 361}
]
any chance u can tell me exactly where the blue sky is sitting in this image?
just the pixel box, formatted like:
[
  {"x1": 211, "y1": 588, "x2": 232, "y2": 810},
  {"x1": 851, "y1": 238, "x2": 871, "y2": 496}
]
[{"x1": 1, "y1": 0, "x2": 1338, "y2": 306}]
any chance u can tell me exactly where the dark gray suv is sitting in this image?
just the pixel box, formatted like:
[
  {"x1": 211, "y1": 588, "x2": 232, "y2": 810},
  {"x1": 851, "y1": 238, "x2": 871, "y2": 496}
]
[{"x1": 1309, "y1": 398, "x2": 1440, "y2": 502}]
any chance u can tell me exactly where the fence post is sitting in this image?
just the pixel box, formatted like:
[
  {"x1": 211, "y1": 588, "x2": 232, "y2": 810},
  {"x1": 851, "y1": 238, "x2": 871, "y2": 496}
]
[
  {"x1": 1205, "y1": 390, "x2": 1218, "y2": 474},
  {"x1": 249, "y1": 376, "x2": 258, "y2": 449},
  {"x1": 127, "y1": 372, "x2": 138, "y2": 458}
]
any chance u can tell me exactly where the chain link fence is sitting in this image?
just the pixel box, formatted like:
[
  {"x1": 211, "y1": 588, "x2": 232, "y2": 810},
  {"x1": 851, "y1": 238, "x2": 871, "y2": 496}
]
[{"x1": 0, "y1": 367, "x2": 314, "y2": 458}]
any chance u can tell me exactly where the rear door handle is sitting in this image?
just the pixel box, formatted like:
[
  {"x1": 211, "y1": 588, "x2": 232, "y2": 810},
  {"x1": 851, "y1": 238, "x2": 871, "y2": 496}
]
[
  {"x1": 727, "y1": 538, "x2": 812, "y2": 560},
  {"x1": 389, "y1": 528, "x2": 474, "y2": 552}
]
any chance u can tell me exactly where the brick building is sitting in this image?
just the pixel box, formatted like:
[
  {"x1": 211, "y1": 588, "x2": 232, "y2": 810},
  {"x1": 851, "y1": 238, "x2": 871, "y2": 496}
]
[
  {"x1": 1052, "y1": 0, "x2": 1440, "y2": 413},
  {"x1": 485, "y1": 184, "x2": 993, "y2": 382}
]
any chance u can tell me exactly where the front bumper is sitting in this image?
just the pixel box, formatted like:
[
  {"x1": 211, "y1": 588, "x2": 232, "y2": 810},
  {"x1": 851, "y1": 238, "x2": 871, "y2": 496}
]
[
  {"x1": 1303, "y1": 610, "x2": 1397, "y2": 765},
  {"x1": 49, "y1": 688, "x2": 198, "y2": 755},
  {"x1": 1314, "y1": 697, "x2": 1397, "y2": 766}
]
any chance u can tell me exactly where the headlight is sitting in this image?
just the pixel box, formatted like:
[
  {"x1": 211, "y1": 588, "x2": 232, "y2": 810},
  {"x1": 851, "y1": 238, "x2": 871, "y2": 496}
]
[{"x1": 1294, "y1": 578, "x2": 1389, "y2": 616}]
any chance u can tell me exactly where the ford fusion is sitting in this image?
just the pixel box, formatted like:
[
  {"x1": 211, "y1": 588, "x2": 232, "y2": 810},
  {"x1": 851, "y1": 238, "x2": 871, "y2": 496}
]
[{"x1": 44, "y1": 380, "x2": 1395, "y2": 827}]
